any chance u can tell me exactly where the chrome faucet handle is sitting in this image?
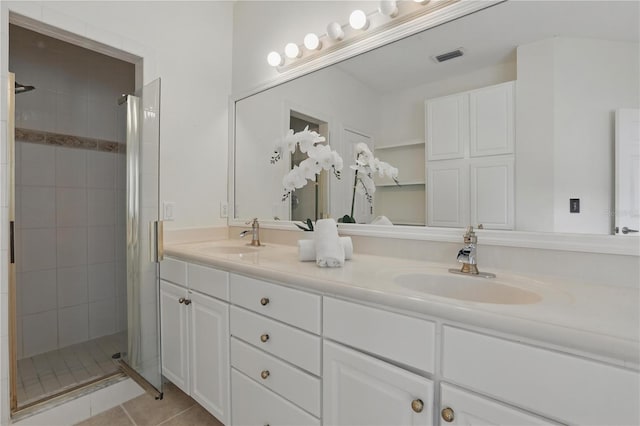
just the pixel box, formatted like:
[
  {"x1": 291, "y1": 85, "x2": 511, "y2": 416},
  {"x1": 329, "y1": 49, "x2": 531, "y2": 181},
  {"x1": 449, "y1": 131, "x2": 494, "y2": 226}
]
[
  {"x1": 463, "y1": 226, "x2": 477, "y2": 244},
  {"x1": 246, "y1": 218, "x2": 259, "y2": 227}
]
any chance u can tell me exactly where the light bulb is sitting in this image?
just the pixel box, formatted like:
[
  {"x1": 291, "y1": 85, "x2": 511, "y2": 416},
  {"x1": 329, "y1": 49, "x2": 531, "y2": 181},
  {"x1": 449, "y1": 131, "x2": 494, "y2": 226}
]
[
  {"x1": 304, "y1": 33, "x2": 322, "y2": 51},
  {"x1": 327, "y1": 22, "x2": 344, "y2": 41},
  {"x1": 414, "y1": 0, "x2": 430, "y2": 4},
  {"x1": 379, "y1": 1, "x2": 398, "y2": 17},
  {"x1": 267, "y1": 51, "x2": 283, "y2": 67},
  {"x1": 284, "y1": 43, "x2": 301, "y2": 59},
  {"x1": 349, "y1": 10, "x2": 369, "y2": 30}
]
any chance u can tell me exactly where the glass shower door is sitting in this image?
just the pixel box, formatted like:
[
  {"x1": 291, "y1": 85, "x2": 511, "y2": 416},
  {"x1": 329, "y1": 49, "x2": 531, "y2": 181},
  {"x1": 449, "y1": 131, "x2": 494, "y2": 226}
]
[{"x1": 122, "y1": 78, "x2": 163, "y2": 395}]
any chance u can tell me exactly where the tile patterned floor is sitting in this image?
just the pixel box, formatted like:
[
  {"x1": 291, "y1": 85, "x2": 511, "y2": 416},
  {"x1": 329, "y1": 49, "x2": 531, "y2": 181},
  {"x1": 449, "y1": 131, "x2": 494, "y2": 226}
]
[
  {"x1": 18, "y1": 332, "x2": 126, "y2": 406},
  {"x1": 75, "y1": 382, "x2": 224, "y2": 426}
]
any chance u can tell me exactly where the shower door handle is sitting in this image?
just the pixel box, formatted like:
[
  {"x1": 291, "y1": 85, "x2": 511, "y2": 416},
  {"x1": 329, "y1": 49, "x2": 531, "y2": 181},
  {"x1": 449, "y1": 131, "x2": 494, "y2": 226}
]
[
  {"x1": 150, "y1": 220, "x2": 164, "y2": 263},
  {"x1": 9, "y1": 221, "x2": 15, "y2": 264}
]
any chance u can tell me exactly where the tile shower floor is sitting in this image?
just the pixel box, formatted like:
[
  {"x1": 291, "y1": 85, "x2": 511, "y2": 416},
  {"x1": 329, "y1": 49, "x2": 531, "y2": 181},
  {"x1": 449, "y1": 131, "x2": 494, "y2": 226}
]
[{"x1": 17, "y1": 332, "x2": 126, "y2": 406}]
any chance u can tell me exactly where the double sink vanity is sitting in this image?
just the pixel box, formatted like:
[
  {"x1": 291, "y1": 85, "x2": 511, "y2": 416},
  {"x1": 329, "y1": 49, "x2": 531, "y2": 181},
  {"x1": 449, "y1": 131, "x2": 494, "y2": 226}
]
[{"x1": 159, "y1": 237, "x2": 639, "y2": 426}]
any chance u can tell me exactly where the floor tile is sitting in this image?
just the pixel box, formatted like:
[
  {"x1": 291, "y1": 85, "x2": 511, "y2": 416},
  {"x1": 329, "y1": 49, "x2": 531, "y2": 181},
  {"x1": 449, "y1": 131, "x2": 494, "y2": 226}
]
[
  {"x1": 75, "y1": 405, "x2": 134, "y2": 426},
  {"x1": 122, "y1": 383, "x2": 196, "y2": 426},
  {"x1": 159, "y1": 404, "x2": 224, "y2": 426}
]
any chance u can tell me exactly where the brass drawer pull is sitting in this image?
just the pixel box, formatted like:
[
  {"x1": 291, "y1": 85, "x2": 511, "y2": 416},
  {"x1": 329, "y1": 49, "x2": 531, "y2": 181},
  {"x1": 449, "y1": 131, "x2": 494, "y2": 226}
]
[
  {"x1": 260, "y1": 370, "x2": 270, "y2": 379},
  {"x1": 178, "y1": 297, "x2": 185, "y2": 304},
  {"x1": 184, "y1": 299, "x2": 192, "y2": 305},
  {"x1": 260, "y1": 297, "x2": 270, "y2": 306},
  {"x1": 260, "y1": 333, "x2": 270, "y2": 343},
  {"x1": 411, "y1": 399, "x2": 424, "y2": 413},
  {"x1": 441, "y1": 407, "x2": 455, "y2": 422}
]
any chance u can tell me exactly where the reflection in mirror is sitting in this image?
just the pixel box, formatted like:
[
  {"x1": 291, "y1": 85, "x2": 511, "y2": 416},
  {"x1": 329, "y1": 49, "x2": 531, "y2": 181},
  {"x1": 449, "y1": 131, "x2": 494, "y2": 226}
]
[{"x1": 234, "y1": 0, "x2": 639, "y2": 235}]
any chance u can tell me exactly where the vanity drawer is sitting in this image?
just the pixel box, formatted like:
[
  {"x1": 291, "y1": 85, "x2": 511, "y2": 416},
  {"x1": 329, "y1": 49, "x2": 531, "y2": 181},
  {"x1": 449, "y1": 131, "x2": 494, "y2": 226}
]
[
  {"x1": 442, "y1": 326, "x2": 640, "y2": 425},
  {"x1": 231, "y1": 369, "x2": 320, "y2": 426},
  {"x1": 160, "y1": 258, "x2": 187, "y2": 286},
  {"x1": 188, "y1": 263, "x2": 229, "y2": 301},
  {"x1": 323, "y1": 297, "x2": 436, "y2": 373},
  {"x1": 230, "y1": 306, "x2": 321, "y2": 375},
  {"x1": 231, "y1": 337, "x2": 321, "y2": 417},
  {"x1": 230, "y1": 273, "x2": 321, "y2": 334}
]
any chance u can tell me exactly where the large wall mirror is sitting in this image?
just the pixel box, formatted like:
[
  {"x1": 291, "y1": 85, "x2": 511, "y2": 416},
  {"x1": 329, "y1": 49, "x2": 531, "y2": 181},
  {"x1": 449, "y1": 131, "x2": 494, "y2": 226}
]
[{"x1": 233, "y1": 1, "x2": 639, "y2": 239}]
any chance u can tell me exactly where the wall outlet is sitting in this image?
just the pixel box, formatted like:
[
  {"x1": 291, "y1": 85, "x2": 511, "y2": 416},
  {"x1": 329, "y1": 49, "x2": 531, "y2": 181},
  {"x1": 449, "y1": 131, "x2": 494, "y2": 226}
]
[
  {"x1": 163, "y1": 201, "x2": 175, "y2": 221},
  {"x1": 220, "y1": 201, "x2": 228, "y2": 218}
]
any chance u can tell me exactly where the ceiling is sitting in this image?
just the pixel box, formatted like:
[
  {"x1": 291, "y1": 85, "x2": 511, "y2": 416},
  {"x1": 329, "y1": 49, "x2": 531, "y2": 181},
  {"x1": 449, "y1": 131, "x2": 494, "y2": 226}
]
[{"x1": 336, "y1": 1, "x2": 640, "y2": 93}]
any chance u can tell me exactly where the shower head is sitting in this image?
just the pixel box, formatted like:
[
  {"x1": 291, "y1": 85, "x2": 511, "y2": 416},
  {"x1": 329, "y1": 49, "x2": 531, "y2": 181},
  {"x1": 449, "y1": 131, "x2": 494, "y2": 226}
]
[{"x1": 15, "y1": 82, "x2": 35, "y2": 94}]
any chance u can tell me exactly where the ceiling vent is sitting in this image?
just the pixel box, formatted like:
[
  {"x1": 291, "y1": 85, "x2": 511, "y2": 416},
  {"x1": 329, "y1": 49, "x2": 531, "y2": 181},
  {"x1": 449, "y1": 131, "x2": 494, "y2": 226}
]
[{"x1": 433, "y1": 48, "x2": 464, "y2": 63}]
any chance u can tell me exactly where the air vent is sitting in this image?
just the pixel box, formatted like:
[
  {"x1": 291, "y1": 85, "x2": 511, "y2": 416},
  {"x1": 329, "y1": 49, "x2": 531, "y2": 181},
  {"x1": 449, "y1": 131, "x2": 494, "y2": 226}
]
[{"x1": 434, "y1": 48, "x2": 464, "y2": 63}]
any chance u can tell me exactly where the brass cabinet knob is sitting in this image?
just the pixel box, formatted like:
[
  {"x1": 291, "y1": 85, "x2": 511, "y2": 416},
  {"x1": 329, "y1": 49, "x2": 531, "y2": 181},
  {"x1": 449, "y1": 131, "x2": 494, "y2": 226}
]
[
  {"x1": 260, "y1": 370, "x2": 270, "y2": 379},
  {"x1": 441, "y1": 407, "x2": 455, "y2": 422},
  {"x1": 260, "y1": 297, "x2": 270, "y2": 306},
  {"x1": 178, "y1": 297, "x2": 185, "y2": 304},
  {"x1": 183, "y1": 299, "x2": 192, "y2": 305},
  {"x1": 260, "y1": 333, "x2": 270, "y2": 343},
  {"x1": 411, "y1": 399, "x2": 424, "y2": 413}
]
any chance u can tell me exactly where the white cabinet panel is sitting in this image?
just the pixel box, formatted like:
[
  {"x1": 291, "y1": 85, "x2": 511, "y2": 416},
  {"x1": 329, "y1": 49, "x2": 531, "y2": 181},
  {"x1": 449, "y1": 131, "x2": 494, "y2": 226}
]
[
  {"x1": 160, "y1": 280, "x2": 189, "y2": 393},
  {"x1": 231, "y1": 369, "x2": 320, "y2": 426},
  {"x1": 426, "y1": 94, "x2": 467, "y2": 160},
  {"x1": 440, "y1": 384, "x2": 557, "y2": 425},
  {"x1": 470, "y1": 157, "x2": 514, "y2": 229},
  {"x1": 188, "y1": 263, "x2": 229, "y2": 301},
  {"x1": 442, "y1": 326, "x2": 640, "y2": 426},
  {"x1": 469, "y1": 82, "x2": 515, "y2": 157},
  {"x1": 189, "y1": 291, "x2": 230, "y2": 424},
  {"x1": 160, "y1": 258, "x2": 186, "y2": 286},
  {"x1": 323, "y1": 297, "x2": 435, "y2": 374},
  {"x1": 323, "y1": 341, "x2": 433, "y2": 426},
  {"x1": 427, "y1": 160, "x2": 469, "y2": 227}
]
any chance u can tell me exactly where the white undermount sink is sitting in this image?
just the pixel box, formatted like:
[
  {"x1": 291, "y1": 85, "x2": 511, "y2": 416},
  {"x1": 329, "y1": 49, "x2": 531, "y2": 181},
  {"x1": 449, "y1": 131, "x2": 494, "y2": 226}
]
[{"x1": 393, "y1": 272, "x2": 542, "y2": 304}]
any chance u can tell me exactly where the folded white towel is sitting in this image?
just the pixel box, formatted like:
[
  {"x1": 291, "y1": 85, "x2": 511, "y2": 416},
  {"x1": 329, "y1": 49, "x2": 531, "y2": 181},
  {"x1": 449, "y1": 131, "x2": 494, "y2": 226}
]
[
  {"x1": 314, "y1": 218, "x2": 345, "y2": 267},
  {"x1": 298, "y1": 237, "x2": 353, "y2": 262},
  {"x1": 370, "y1": 215, "x2": 393, "y2": 226}
]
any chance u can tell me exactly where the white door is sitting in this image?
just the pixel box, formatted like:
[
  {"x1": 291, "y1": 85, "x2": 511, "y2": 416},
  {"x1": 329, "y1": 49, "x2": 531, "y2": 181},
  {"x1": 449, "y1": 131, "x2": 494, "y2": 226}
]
[
  {"x1": 427, "y1": 160, "x2": 469, "y2": 228},
  {"x1": 470, "y1": 156, "x2": 514, "y2": 230},
  {"x1": 425, "y1": 94, "x2": 467, "y2": 161},
  {"x1": 340, "y1": 128, "x2": 374, "y2": 224},
  {"x1": 440, "y1": 383, "x2": 557, "y2": 425},
  {"x1": 615, "y1": 108, "x2": 640, "y2": 235},
  {"x1": 159, "y1": 280, "x2": 189, "y2": 393},
  {"x1": 189, "y1": 291, "x2": 230, "y2": 424},
  {"x1": 469, "y1": 82, "x2": 515, "y2": 157},
  {"x1": 323, "y1": 341, "x2": 433, "y2": 426}
]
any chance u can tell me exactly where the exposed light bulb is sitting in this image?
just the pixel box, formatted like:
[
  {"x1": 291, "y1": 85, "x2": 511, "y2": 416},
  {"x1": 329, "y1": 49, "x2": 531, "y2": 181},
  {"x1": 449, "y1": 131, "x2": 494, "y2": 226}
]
[
  {"x1": 414, "y1": 0, "x2": 430, "y2": 4},
  {"x1": 284, "y1": 43, "x2": 301, "y2": 59},
  {"x1": 349, "y1": 10, "x2": 369, "y2": 30},
  {"x1": 267, "y1": 51, "x2": 283, "y2": 67},
  {"x1": 379, "y1": 1, "x2": 398, "y2": 18},
  {"x1": 327, "y1": 22, "x2": 344, "y2": 41},
  {"x1": 304, "y1": 33, "x2": 322, "y2": 51}
]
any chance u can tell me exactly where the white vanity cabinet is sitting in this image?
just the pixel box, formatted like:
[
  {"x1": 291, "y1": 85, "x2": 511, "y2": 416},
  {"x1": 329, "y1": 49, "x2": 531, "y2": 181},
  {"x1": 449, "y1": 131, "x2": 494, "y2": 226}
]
[
  {"x1": 159, "y1": 259, "x2": 230, "y2": 425},
  {"x1": 229, "y1": 273, "x2": 322, "y2": 426},
  {"x1": 426, "y1": 81, "x2": 515, "y2": 229},
  {"x1": 441, "y1": 326, "x2": 640, "y2": 425},
  {"x1": 323, "y1": 297, "x2": 435, "y2": 426}
]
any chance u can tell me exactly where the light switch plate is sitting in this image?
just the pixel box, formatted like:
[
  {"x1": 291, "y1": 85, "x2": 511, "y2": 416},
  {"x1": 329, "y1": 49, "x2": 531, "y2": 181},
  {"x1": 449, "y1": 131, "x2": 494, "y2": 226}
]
[
  {"x1": 220, "y1": 201, "x2": 228, "y2": 218},
  {"x1": 163, "y1": 201, "x2": 175, "y2": 221}
]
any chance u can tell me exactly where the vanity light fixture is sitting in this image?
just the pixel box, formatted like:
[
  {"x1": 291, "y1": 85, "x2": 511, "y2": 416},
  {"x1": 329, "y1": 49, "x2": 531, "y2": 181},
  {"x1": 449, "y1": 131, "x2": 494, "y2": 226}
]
[
  {"x1": 267, "y1": 51, "x2": 284, "y2": 67},
  {"x1": 327, "y1": 22, "x2": 345, "y2": 41},
  {"x1": 379, "y1": 1, "x2": 399, "y2": 18},
  {"x1": 304, "y1": 33, "x2": 322, "y2": 51},
  {"x1": 349, "y1": 10, "x2": 370, "y2": 31},
  {"x1": 266, "y1": 0, "x2": 439, "y2": 69},
  {"x1": 284, "y1": 42, "x2": 302, "y2": 59}
]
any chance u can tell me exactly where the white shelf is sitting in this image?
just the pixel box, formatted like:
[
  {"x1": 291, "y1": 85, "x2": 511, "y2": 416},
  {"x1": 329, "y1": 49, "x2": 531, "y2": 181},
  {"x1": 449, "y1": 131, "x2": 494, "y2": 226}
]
[
  {"x1": 375, "y1": 139, "x2": 425, "y2": 150},
  {"x1": 377, "y1": 180, "x2": 425, "y2": 187}
]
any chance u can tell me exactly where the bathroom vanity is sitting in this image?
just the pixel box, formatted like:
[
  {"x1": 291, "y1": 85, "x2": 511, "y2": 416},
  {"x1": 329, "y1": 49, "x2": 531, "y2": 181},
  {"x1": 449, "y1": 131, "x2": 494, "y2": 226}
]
[{"x1": 159, "y1": 239, "x2": 639, "y2": 426}]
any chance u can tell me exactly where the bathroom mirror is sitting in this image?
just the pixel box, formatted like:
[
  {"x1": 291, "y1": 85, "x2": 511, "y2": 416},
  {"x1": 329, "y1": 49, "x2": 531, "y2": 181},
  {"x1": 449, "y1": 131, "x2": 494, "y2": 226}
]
[{"x1": 233, "y1": 0, "x2": 639, "y2": 235}]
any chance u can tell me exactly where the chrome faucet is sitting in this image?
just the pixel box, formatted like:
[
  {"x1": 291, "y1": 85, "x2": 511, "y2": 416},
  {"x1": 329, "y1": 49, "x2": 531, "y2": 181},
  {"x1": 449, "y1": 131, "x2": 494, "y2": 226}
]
[
  {"x1": 240, "y1": 218, "x2": 262, "y2": 246},
  {"x1": 450, "y1": 226, "x2": 495, "y2": 278}
]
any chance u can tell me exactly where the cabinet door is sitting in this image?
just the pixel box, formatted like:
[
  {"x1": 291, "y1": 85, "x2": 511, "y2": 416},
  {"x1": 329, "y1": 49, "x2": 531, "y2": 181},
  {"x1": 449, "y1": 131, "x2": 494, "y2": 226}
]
[
  {"x1": 469, "y1": 82, "x2": 514, "y2": 157},
  {"x1": 189, "y1": 291, "x2": 230, "y2": 424},
  {"x1": 323, "y1": 341, "x2": 433, "y2": 426},
  {"x1": 160, "y1": 280, "x2": 189, "y2": 393},
  {"x1": 426, "y1": 94, "x2": 467, "y2": 160},
  {"x1": 469, "y1": 156, "x2": 514, "y2": 229},
  {"x1": 427, "y1": 160, "x2": 469, "y2": 228},
  {"x1": 440, "y1": 384, "x2": 557, "y2": 425}
]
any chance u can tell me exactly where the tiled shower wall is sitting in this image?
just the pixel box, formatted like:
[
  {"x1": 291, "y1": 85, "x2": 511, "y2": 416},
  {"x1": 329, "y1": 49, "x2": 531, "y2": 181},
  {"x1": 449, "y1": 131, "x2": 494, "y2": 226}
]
[{"x1": 10, "y1": 25, "x2": 134, "y2": 359}]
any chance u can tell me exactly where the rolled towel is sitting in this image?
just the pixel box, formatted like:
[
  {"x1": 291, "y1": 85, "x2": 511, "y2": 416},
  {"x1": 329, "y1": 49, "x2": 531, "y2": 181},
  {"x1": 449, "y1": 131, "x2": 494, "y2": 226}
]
[
  {"x1": 298, "y1": 237, "x2": 353, "y2": 262},
  {"x1": 314, "y1": 218, "x2": 345, "y2": 267}
]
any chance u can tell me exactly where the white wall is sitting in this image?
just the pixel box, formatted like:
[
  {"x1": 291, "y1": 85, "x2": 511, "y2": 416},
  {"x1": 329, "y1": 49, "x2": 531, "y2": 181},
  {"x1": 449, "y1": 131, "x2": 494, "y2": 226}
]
[{"x1": 0, "y1": 1, "x2": 233, "y2": 421}]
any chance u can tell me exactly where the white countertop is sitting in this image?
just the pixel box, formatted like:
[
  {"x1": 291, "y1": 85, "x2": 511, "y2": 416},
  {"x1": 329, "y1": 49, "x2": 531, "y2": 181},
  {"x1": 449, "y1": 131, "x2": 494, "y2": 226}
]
[{"x1": 165, "y1": 239, "x2": 639, "y2": 369}]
